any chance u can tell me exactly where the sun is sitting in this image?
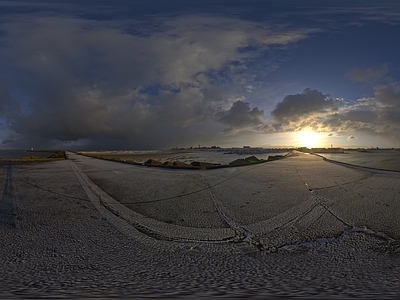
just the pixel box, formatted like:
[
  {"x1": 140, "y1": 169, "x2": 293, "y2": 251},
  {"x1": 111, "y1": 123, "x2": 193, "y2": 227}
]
[{"x1": 296, "y1": 129, "x2": 320, "y2": 148}]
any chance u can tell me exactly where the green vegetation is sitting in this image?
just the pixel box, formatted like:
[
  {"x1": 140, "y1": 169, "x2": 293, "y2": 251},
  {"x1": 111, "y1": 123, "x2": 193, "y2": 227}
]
[
  {"x1": 21, "y1": 156, "x2": 47, "y2": 160},
  {"x1": 267, "y1": 154, "x2": 284, "y2": 161},
  {"x1": 0, "y1": 150, "x2": 66, "y2": 161},
  {"x1": 48, "y1": 151, "x2": 66, "y2": 159},
  {"x1": 229, "y1": 155, "x2": 266, "y2": 167}
]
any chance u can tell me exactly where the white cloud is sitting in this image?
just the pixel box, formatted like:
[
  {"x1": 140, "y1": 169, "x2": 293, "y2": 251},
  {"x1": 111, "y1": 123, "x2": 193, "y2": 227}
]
[
  {"x1": 346, "y1": 65, "x2": 389, "y2": 83},
  {"x1": 216, "y1": 100, "x2": 264, "y2": 133},
  {"x1": 271, "y1": 88, "x2": 344, "y2": 131},
  {"x1": 269, "y1": 81, "x2": 400, "y2": 143},
  {"x1": 0, "y1": 14, "x2": 314, "y2": 148},
  {"x1": 374, "y1": 82, "x2": 400, "y2": 106}
]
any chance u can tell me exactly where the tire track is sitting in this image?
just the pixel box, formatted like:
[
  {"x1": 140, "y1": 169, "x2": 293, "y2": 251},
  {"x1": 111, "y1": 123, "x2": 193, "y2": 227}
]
[
  {"x1": 203, "y1": 155, "x2": 396, "y2": 252},
  {"x1": 68, "y1": 152, "x2": 236, "y2": 244},
  {"x1": 288, "y1": 157, "x2": 396, "y2": 249},
  {"x1": 292, "y1": 160, "x2": 352, "y2": 228},
  {"x1": 69, "y1": 151, "x2": 397, "y2": 253}
]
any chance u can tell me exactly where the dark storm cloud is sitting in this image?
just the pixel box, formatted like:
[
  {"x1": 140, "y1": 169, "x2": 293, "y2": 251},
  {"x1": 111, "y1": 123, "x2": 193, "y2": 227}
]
[
  {"x1": 339, "y1": 110, "x2": 378, "y2": 123},
  {"x1": 1, "y1": 1, "x2": 400, "y2": 149},
  {"x1": 336, "y1": 82, "x2": 400, "y2": 134},
  {"x1": 374, "y1": 82, "x2": 400, "y2": 106},
  {"x1": 217, "y1": 100, "x2": 264, "y2": 132},
  {"x1": 279, "y1": 82, "x2": 400, "y2": 142},
  {"x1": 0, "y1": 80, "x2": 20, "y2": 119},
  {"x1": 271, "y1": 88, "x2": 343, "y2": 130},
  {"x1": 0, "y1": 13, "x2": 313, "y2": 149},
  {"x1": 268, "y1": 80, "x2": 400, "y2": 142}
]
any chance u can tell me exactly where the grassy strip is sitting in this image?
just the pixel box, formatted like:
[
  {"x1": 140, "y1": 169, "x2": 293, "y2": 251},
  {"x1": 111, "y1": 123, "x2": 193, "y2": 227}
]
[{"x1": 0, "y1": 151, "x2": 66, "y2": 161}]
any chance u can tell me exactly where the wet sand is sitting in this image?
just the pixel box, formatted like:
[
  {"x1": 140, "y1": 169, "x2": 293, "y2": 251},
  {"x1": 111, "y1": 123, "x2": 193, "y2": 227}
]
[{"x1": 1, "y1": 151, "x2": 399, "y2": 298}]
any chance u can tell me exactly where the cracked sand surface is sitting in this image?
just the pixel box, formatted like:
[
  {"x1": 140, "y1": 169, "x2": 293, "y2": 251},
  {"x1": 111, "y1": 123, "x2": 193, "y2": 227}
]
[{"x1": 1, "y1": 151, "x2": 399, "y2": 298}]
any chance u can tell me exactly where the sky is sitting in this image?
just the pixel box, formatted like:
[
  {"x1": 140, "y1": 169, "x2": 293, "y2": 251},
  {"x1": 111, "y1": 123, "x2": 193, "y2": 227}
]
[{"x1": 0, "y1": 0, "x2": 400, "y2": 150}]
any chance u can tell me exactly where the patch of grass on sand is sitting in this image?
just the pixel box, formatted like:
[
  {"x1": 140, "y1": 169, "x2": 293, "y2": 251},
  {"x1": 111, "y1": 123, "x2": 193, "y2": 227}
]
[
  {"x1": 21, "y1": 156, "x2": 47, "y2": 160},
  {"x1": 48, "y1": 151, "x2": 67, "y2": 159},
  {"x1": 229, "y1": 155, "x2": 266, "y2": 166},
  {"x1": 1, "y1": 150, "x2": 66, "y2": 161}
]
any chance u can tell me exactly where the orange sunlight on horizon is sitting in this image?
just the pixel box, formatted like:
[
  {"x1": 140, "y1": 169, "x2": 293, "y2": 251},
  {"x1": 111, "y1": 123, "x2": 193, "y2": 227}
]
[{"x1": 295, "y1": 129, "x2": 321, "y2": 148}]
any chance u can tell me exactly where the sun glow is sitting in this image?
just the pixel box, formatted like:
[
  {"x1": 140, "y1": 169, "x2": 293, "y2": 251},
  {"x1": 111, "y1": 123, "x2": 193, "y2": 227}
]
[{"x1": 296, "y1": 129, "x2": 321, "y2": 148}]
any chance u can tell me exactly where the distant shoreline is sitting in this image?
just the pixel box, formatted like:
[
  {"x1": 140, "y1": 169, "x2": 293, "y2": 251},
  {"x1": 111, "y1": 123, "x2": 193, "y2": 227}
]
[
  {"x1": 2, "y1": 147, "x2": 400, "y2": 172},
  {"x1": 0, "y1": 150, "x2": 65, "y2": 160}
]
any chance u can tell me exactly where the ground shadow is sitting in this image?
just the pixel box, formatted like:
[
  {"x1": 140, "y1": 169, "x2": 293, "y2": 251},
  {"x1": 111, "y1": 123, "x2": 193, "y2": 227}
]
[{"x1": 0, "y1": 163, "x2": 15, "y2": 228}]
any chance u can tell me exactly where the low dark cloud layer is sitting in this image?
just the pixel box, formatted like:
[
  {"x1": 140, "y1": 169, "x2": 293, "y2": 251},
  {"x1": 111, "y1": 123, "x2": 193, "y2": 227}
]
[
  {"x1": 271, "y1": 88, "x2": 343, "y2": 130},
  {"x1": 217, "y1": 100, "x2": 264, "y2": 132},
  {"x1": 269, "y1": 81, "x2": 400, "y2": 142},
  {"x1": 0, "y1": 81, "x2": 20, "y2": 120},
  {"x1": 0, "y1": 14, "x2": 312, "y2": 149},
  {"x1": 1, "y1": 1, "x2": 400, "y2": 149}
]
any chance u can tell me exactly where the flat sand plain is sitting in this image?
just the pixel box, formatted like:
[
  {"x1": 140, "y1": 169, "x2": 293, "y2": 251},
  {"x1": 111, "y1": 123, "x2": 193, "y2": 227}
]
[
  {"x1": 1, "y1": 151, "x2": 399, "y2": 298},
  {"x1": 79, "y1": 149, "x2": 283, "y2": 165}
]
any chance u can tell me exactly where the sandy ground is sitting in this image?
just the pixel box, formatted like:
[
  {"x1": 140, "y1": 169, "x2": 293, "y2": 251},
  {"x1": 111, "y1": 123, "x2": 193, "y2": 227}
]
[
  {"x1": 79, "y1": 149, "x2": 287, "y2": 165},
  {"x1": 0, "y1": 151, "x2": 399, "y2": 298}
]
